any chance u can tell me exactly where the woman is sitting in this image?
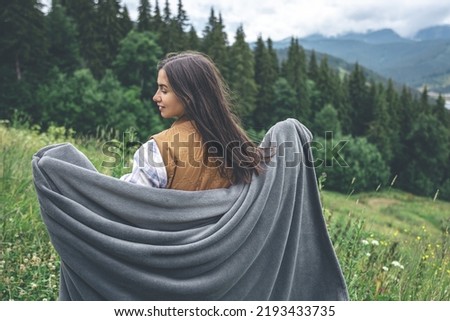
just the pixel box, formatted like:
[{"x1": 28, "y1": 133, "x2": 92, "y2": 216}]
[
  {"x1": 122, "y1": 51, "x2": 264, "y2": 191},
  {"x1": 32, "y1": 53, "x2": 349, "y2": 299}
]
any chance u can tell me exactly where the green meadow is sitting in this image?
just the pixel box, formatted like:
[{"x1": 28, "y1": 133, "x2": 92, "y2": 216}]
[{"x1": 1, "y1": 124, "x2": 449, "y2": 301}]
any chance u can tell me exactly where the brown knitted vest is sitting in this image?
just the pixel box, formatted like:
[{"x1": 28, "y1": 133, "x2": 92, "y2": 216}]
[{"x1": 151, "y1": 117, "x2": 232, "y2": 191}]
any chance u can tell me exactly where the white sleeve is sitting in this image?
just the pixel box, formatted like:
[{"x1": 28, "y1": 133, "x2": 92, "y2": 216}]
[{"x1": 120, "y1": 139, "x2": 167, "y2": 188}]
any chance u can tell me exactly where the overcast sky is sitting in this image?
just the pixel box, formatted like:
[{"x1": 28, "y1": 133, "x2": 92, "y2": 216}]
[{"x1": 42, "y1": 0, "x2": 450, "y2": 42}]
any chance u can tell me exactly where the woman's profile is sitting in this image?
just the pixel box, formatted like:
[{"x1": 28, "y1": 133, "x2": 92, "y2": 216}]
[{"x1": 121, "y1": 51, "x2": 264, "y2": 191}]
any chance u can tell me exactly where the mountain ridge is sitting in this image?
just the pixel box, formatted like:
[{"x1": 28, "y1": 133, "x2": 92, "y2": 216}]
[{"x1": 272, "y1": 24, "x2": 450, "y2": 103}]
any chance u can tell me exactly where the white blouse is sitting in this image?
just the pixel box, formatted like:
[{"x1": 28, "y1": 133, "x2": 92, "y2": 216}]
[{"x1": 120, "y1": 139, "x2": 167, "y2": 188}]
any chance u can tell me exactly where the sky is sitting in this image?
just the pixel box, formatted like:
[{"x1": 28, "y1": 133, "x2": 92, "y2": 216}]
[{"x1": 41, "y1": 0, "x2": 450, "y2": 42}]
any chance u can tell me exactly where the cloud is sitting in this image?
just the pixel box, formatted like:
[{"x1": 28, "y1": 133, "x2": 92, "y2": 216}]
[{"x1": 41, "y1": 0, "x2": 450, "y2": 41}]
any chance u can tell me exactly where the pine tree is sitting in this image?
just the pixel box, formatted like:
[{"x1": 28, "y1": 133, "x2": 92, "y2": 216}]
[
  {"x1": 402, "y1": 112, "x2": 450, "y2": 196},
  {"x1": 348, "y1": 63, "x2": 370, "y2": 136},
  {"x1": 434, "y1": 94, "x2": 450, "y2": 128},
  {"x1": 172, "y1": 0, "x2": 189, "y2": 50},
  {"x1": 61, "y1": 0, "x2": 103, "y2": 78},
  {"x1": 96, "y1": 0, "x2": 123, "y2": 76},
  {"x1": 335, "y1": 74, "x2": 352, "y2": 135},
  {"x1": 163, "y1": 0, "x2": 171, "y2": 25},
  {"x1": 385, "y1": 79, "x2": 401, "y2": 168},
  {"x1": 391, "y1": 86, "x2": 415, "y2": 183},
  {"x1": 0, "y1": 0, "x2": 48, "y2": 120},
  {"x1": 159, "y1": 0, "x2": 177, "y2": 53},
  {"x1": 272, "y1": 77, "x2": 297, "y2": 123},
  {"x1": 46, "y1": 1, "x2": 81, "y2": 73},
  {"x1": 186, "y1": 25, "x2": 200, "y2": 50},
  {"x1": 202, "y1": 7, "x2": 216, "y2": 43},
  {"x1": 281, "y1": 37, "x2": 311, "y2": 123},
  {"x1": 253, "y1": 36, "x2": 277, "y2": 128},
  {"x1": 152, "y1": 0, "x2": 163, "y2": 34},
  {"x1": 137, "y1": 0, "x2": 152, "y2": 32},
  {"x1": 367, "y1": 83, "x2": 394, "y2": 165},
  {"x1": 119, "y1": 5, "x2": 134, "y2": 37},
  {"x1": 228, "y1": 25, "x2": 257, "y2": 119},
  {"x1": 420, "y1": 86, "x2": 429, "y2": 112},
  {"x1": 308, "y1": 50, "x2": 319, "y2": 82},
  {"x1": 176, "y1": 0, "x2": 188, "y2": 32},
  {"x1": 0, "y1": 0, "x2": 48, "y2": 81},
  {"x1": 315, "y1": 57, "x2": 334, "y2": 111},
  {"x1": 201, "y1": 9, "x2": 229, "y2": 79},
  {"x1": 267, "y1": 38, "x2": 279, "y2": 77}
]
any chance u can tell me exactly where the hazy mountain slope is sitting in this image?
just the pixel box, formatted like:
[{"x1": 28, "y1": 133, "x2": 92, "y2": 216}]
[{"x1": 273, "y1": 25, "x2": 450, "y2": 94}]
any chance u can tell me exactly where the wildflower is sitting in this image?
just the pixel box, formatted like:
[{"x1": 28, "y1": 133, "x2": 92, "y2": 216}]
[
  {"x1": 391, "y1": 261, "x2": 404, "y2": 269},
  {"x1": 371, "y1": 240, "x2": 380, "y2": 246},
  {"x1": 31, "y1": 255, "x2": 42, "y2": 266},
  {"x1": 31, "y1": 283, "x2": 38, "y2": 289},
  {"x1": 382, "y1": 266, "x2": 389, "y2": 272},
  {"x1": 366, "y1": 252, "x2": 371, "y2": 257},
  {"x1": 361, "y1": 240, "x2": 369, "y2": 245},
  {"x1": 416, "y1": 236, "x2": 421, "y2": 241}
]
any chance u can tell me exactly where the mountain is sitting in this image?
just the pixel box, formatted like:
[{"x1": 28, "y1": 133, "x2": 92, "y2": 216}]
[
  {"x1": 336, "y1": 28, "x2": 410, "y2": 44},
  {"x1": 272, "y1": 25, "x2": 450, "y2": 97},
  {"x1": 276, "y1": 47, "x2": 398, "y2": 91},
  {"x1": 414, "y1": 25, "x2": 450, "y2": 41}
]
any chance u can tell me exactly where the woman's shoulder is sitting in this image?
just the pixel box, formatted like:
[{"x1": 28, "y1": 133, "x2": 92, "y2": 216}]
[{"x1": 152, "y1": 117, "x2": 197, "y2": 141}]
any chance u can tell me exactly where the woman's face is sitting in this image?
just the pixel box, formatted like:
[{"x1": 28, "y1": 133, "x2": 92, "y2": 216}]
[{"x1": 153, "y1": 69, "x2": 185, "y2": 119}]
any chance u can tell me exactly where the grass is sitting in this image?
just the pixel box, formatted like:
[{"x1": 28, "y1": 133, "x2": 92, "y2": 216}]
[
  {"x1": 323, "y1": 188, "x2": 449, "y2": 300},
  {"x1": 1, "y1": 124, "x2": 449, "y2": 301}
]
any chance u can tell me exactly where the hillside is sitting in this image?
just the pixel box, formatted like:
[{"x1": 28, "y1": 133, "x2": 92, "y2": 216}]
[
  {"x1": 275, "y1": 46, "x2": 407, "y2": 93},
  {"x1": 323, "y1": 189, "x2": 450, "y2": 243},
  {"x1": 1, "y1": 125, "x2": 449, "y2": 301},
  {"x1": 273, "y1": 25, "x2": 450, "y2": 97}
]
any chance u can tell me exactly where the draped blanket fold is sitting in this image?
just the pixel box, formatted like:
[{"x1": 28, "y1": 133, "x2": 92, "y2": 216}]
[{"x1": 32, "y1": 118, "x2": 348, "y2": 301}]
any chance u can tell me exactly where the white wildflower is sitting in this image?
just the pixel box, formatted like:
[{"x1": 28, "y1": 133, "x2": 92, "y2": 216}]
[
  {"x1": 371, "y1": 240, "x2": 380, "y2": 246},
  {"x1": 361, "y1": 240, "x2": 369, "y2": 245},
  {"x1": 391, "y1": 261, "x2": 405, "y2": 269},
  {"x1": 382, "y1": 266, "x2": 389, "y2": 272},
  {"x1": 366, "y1": 252, "x2": 371, "y2": 257}
]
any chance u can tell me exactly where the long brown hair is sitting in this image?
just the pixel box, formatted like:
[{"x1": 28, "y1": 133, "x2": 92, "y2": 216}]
[{"x1": 157, "y1": 51, "x2": 264, "y2": 184}]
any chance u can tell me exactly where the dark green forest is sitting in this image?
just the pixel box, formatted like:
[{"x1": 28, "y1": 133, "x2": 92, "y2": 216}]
[{"x1": 1, "y1": 0, "x2": 449, "y2": 200}]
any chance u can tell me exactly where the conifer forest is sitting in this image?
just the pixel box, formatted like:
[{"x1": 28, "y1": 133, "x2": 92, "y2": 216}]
[{"x1": 1, "y1": 0, "x2": 450, "y2": 200}]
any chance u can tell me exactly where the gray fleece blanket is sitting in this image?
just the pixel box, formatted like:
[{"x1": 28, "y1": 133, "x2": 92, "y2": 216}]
[{"x1": 32, "y1": 118, "x2": 348, "y2": 301}]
